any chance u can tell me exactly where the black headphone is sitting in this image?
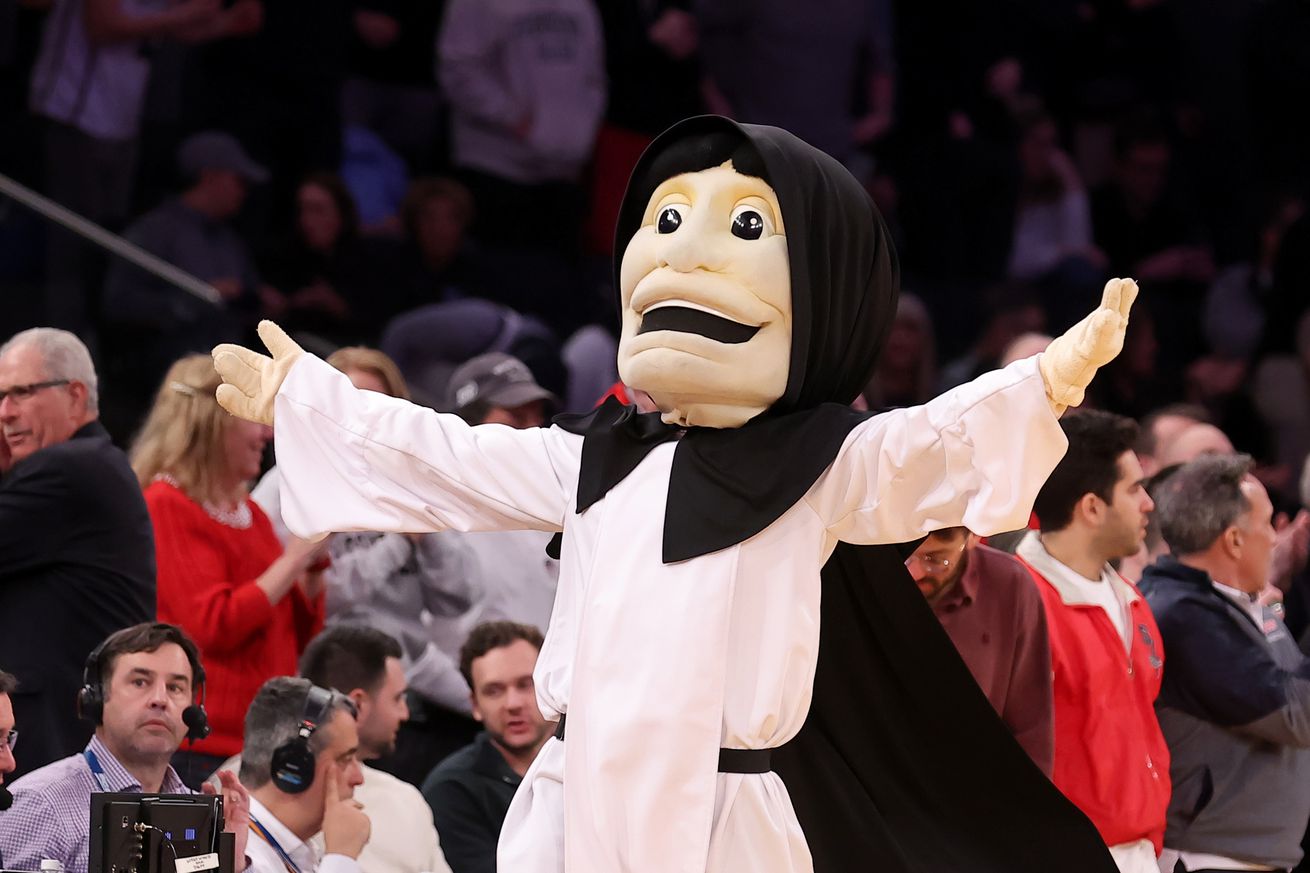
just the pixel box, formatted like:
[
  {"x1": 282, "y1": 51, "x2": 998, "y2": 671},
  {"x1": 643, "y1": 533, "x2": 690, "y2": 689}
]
[
  {"x1": 270, "y1": 685, "x2": 334, "y2": 794},
  {"x1": 77, "y1": 623, "x2": 210, "y2": 742}
]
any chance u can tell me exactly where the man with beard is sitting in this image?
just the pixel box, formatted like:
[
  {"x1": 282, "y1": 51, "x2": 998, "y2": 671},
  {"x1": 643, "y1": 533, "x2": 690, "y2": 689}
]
[
  {"x1": 1016, "y1": 410, "x2": 1169, "y2": 873},
  {"x1": 905, "y1": 527, "x2": 1054, "y2": 775},
  {"x1": 422, "y1": 622, "x2": 551, "y2": 873},
  {"x1": 300, "y1": 626, "x2": 448, "y2": 873}
]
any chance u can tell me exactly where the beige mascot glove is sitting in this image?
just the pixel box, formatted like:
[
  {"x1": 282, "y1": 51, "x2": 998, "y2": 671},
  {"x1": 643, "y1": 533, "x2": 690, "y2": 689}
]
[
  {"x1": 211, "y1": 321, "x2": 305, "y2": 424},
  {"x1": 1039, "y1": 277, "x2": 1138, "y2": 416}
]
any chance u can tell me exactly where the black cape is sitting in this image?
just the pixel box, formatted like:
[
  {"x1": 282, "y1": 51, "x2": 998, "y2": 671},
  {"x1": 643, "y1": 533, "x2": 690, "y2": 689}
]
[{"x1": 557, "y1": 116, "x2": 1116, "y2": 872}]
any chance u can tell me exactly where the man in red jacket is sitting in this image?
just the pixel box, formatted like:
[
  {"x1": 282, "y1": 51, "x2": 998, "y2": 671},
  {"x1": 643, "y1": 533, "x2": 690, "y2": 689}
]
[{"x1": 1015, "y1": 410, "x2": 1169, "y2": 873}]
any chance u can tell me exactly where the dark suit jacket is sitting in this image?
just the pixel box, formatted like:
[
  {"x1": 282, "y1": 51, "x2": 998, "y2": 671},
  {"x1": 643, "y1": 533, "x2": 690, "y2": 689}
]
[{"x1": 0, "y1": 421, "x2": 155, "y2": 778}]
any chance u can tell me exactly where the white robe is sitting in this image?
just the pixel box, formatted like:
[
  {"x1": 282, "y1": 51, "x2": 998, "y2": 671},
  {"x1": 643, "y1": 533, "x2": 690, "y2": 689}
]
[{"x1": 272, "y1": 354, "x2": 1067, "y2": 873}]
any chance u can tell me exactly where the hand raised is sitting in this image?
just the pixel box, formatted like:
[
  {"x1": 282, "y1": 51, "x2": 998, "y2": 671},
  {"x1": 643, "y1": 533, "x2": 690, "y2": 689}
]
[
  {"x1": 204, "y1": 770, "x2": 251, "y2": 864},
  {"x1": 212, "y1": 321, "x2": 305, "y2": 425},
  {"x1": 1038, "y1": 277, "x2": 1138, "y2": 413},
  {"x1": 322, "y1": 762, "x2": 370, "y2": 859}
]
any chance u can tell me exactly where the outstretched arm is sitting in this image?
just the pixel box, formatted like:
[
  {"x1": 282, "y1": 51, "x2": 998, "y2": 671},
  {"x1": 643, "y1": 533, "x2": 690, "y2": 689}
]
[
  {"x1": 811, "y1": 279, "x2": 1139, "y2": 543},
  {"x1": 1039, "y1": 277, "x2": 1137, "y2": 415},
  {"x1": 213, "y1": 323, "x2": 578, "y2": 540}
]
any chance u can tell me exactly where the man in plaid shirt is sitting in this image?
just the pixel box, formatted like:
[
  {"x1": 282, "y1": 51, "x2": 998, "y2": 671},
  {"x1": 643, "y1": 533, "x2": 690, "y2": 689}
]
[{"x1": 0, "y1": 623, "x2": 250, "y2": 872}]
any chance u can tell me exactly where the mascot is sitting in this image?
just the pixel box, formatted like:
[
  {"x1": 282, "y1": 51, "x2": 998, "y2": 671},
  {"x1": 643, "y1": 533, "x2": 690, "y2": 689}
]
[{"x1": 214, "y1": 117, "x2": 1129, "y2": 873}]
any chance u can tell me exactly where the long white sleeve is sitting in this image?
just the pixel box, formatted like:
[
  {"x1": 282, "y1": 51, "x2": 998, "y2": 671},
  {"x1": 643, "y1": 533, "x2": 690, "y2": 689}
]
[
  {"x1": 273, "y1": 355, "x2": 580, "y2": 540},
  {"x1": 808, "y1": 355, "x2": 1067, "y2": 543}
]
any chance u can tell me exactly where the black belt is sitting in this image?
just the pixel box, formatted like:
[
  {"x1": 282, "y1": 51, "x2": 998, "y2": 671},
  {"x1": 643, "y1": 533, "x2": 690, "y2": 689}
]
[{"x1": 552, "y1": 714, "x2": 774, "y2": 774}]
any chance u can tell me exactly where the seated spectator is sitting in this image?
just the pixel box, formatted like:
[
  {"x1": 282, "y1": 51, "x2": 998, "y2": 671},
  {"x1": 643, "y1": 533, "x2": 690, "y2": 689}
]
[
  {"x1": 939, "y1": 288, "x2": 1046, "y2": 391},
  {"x1": 251, "y1": 348, "x2": 487, "y2": 785},
  {"x1": 860, "y1": 293, "x2": 937, "y2": 410},
  {"x1": 1000, "y1": 332, "x2": 1053, "y2": 368},
  {"x1": 422, "y1": 622, "x2": 553, "y2": 873},
  {"x1": 1016, "y1": 411, "x2": 1169, "y2": 873},
  {"x1": 0, "y1": 328, "x2": 154, "y2": 778},
  {"x1": 1091, "y1": 115, "x2": 1214, "y2": 364},
  {"x1": 385, "y1": 178, "x2": 482, "y2": 316},
  {"x1": 102, "y1": 131, "x2": 277, "y2": 388},
  {"x1": 905, "y1": 528, "x2": 1054, "y2": 775},
  {"x1": 340, "y1": 126, "x2": 411, "y2": 236},
  {"x1": 0, "y1": 669, "x2": 16, "y2": 839},
  {"x1": 1253, "y1": 310, "x2": 1310, "y2": 475},
  {"x1": 300, "y1": 626, "x2": 452, "y2": 873},
  {"x1": 1140, "y1": 454, "x2": 1310, "y2": 873},
  {"x1": 1203, "y1": 194, "x2": 1303, "y2": 361},
  {"x1": 1136, "y1": 404, "x2": 1210, "y2": 477},
  {"x1": 444, "y1": 354, "x2": 561, "y2": 633},
  {"x1": 0, "y1": 623, "x2": 250, "y2": 869},
  {"x1": 447, "y1": 352, "x2": 558, "y2": 430},
  {"x1": 239, "y1": 677, "x2": 369, "y2": 873},
  {"x1": 259, "y1": 173, "x2": 387, "y2": 346},
  {"x1": 132, "y1": 355, "x2": 329, "y2": 784},
  {"x1": 1157, "y1": 422, "x2": 1235, "y2": 469},
  {"x1": 1007, "y1": 109, "x2": 1106, "y2": 332}
]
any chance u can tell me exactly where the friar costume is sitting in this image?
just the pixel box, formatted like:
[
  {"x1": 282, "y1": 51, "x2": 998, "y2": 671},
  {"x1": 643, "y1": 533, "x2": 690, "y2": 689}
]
[{"x1": 212, "y1": 116, "x2": 1132, "y2": 872}]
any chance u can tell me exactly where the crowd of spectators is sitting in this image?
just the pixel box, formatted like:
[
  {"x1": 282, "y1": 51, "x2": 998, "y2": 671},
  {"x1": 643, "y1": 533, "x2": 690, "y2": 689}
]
[{"x1": 4, "y1": 0, "x2": 1310, "y2": 872}]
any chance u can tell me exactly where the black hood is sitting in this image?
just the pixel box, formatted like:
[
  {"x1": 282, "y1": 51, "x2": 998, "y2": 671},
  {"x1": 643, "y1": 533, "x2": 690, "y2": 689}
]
[
  {"x1": 556, "y1": 116, "x2": 898, "y2": 562},
  {"x1": 614, "y1": 115, "x2": 900, "y2": 414}
]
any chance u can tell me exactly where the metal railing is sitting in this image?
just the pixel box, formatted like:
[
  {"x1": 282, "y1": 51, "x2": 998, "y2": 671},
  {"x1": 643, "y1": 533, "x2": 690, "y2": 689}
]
[{"x1": 0, "y1": 171, "x2": 222, "y2": 306}]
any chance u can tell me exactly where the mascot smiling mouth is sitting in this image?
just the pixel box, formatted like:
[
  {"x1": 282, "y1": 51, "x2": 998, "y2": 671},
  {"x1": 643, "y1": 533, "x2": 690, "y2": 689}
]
[{"x1": 637, "y1": 305, "x2": 761, "y2": 344}]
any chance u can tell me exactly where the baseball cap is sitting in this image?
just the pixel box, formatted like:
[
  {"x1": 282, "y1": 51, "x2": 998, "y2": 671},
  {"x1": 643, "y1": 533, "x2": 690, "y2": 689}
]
[
  {"x1": 177, "y1": 131, "x2": 270, "y2": 184},
  {"x1": 448, "y1": 353, "x2": 559, "y2": 415}
]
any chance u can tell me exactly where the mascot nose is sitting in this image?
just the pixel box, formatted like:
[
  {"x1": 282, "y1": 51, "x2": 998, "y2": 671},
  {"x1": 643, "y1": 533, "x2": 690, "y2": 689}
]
[{"x1": 659, "y1": 222, "x2": 719, "y2": 274}]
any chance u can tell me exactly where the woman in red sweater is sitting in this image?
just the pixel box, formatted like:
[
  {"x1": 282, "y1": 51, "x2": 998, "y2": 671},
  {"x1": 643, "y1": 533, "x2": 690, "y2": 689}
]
[{"x1": 131, "y1": 355, "x2": 328, "y2": 784}]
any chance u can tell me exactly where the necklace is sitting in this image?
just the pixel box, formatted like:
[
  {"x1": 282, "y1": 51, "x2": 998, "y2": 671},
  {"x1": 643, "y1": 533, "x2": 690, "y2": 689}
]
[{"x1": 154, "y1": 474, "x2": 252, "y2": 529}]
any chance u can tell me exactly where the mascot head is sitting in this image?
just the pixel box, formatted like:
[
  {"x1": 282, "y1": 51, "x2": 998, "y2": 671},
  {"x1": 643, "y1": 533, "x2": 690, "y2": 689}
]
[{"x1": 615, "y1": 116, "x2": 900, "y2": 428}]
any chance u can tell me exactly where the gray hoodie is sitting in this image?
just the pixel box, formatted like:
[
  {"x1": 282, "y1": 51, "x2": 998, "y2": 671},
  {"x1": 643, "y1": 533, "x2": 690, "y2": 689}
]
[{"x1": 438, "y1": 0, "x2": 606, "y2": 183}]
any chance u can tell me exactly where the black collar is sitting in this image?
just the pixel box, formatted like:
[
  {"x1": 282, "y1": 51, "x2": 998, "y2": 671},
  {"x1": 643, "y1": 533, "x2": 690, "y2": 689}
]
[
  {"x1": 553, "y1": 397, "x2": 871, "y2": 563},
  {"x1": 472, "y1": 732, "x2": 522, "y2": 786}
]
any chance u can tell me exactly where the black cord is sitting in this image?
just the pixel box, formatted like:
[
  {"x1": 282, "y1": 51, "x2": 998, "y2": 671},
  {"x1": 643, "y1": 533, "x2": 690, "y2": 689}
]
[{"x1": 138, "y1": 823, "x2": 179, "y2": 871}]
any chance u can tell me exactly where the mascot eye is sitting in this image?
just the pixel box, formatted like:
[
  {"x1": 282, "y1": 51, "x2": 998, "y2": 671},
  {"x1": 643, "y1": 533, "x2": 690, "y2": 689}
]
[
  {"x1": 656, "y1": 205, "x2": 685, "y2": 234},
  {"x1": 730, "y1": 206, "x2": 767, "y2": 240}
]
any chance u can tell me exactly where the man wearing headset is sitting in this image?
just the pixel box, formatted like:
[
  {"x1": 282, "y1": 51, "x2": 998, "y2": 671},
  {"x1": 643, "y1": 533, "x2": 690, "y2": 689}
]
[
  {"x1": 239, "y1": 676, "x2": 371, "y2": 872},
  {"x1": 0, "y1": 622, "x2": 251, "y2": 871}
]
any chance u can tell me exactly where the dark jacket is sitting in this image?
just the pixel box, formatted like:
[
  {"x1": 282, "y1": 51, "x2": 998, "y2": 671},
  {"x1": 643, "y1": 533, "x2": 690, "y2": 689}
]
[
  {"x1": 421, "y1": 732, "x2": 520, "y2": 873},
  {"x1": 1140, "y1": 556, "x2": 1310, "y2": 870},
  {"x1": 0, "y1": 422, "x2": 155, "y2": 778}
]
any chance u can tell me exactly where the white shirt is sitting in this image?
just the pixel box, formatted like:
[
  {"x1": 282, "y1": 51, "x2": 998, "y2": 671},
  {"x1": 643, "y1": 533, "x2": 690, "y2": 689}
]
[
  {"x1": 246, "y1": 796, "x2": 360, "y2": 873},
  {"x1": 335, "y1": 766, "x2": 450, "y2": 873},
  {"x1": 219, "y1": 762, "x2": 448, "y2": 873},
  {"x1": 1211, "y1": 580, "x2": 1265, "y2": 630},
  {"x1": 273, "y1": 354, "x2": 1066, "y2": 873},
  {"x1": 1017, "y1": 532, "x2": 1134, "y2": 650}
]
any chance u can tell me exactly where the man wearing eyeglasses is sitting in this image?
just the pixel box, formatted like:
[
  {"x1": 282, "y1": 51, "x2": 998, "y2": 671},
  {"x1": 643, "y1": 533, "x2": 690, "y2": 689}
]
[
  {"x1": 904, "y1": 528, "x2": 1055, "y2": 777},
  {"x1": 0, "y1": 669, "x2": 18, "y2": 868},
  {"x1": 0, "y1": 328, "x2": 155, "y2": 778}
]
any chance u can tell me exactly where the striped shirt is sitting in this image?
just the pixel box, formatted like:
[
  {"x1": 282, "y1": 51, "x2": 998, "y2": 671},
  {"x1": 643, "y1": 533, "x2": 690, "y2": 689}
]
[{"x1": 0, "y1": 736, "x2": 189, "y2": 873}]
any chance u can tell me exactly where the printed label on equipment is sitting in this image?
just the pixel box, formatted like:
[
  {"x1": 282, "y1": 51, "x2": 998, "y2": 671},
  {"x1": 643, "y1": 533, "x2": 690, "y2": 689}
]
[{"x1": 174, "y1": 853, "x2": 220, "y2": 873}]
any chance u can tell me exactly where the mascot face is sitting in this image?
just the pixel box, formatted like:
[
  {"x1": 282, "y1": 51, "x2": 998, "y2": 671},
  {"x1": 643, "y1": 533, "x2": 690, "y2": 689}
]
[{"x1": 617, "y1": 161, "x2": 792, "y2": 428}]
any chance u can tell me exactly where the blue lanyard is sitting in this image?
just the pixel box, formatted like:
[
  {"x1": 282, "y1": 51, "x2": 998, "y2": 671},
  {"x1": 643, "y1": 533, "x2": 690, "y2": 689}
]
[
  {"x1": 83, "y1": 749, "x2": 112, "y2": 793},
  {"x1": 249, "y1": 815, "x2": 304, "y2": 873}
]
